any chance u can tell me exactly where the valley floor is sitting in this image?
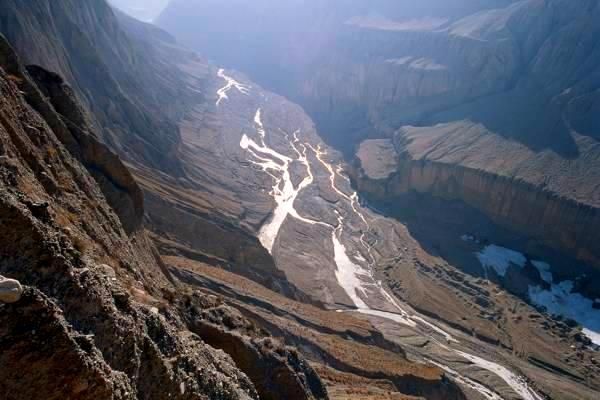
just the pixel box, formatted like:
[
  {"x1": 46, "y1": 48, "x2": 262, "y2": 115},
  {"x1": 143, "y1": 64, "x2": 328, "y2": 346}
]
[{"x1": 149, "y1": 67, "x2": 600, "y2": 399}]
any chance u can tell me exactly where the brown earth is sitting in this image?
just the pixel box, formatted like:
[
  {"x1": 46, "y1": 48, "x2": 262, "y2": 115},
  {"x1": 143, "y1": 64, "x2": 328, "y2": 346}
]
[{"x1": 166, "y1": 256, "x2": 467, "y2": 400}]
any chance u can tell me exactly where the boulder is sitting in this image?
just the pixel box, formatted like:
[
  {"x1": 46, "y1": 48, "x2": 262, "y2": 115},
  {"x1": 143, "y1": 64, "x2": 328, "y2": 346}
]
[{"x1": 0, "y1": 276, "x2": 23, "y2": 304}]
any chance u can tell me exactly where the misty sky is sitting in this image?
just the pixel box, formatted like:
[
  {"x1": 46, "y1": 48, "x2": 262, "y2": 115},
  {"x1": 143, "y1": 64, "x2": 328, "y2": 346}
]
[{"x1": 109, "y1": 0, "x2": 170, "y2": 22}]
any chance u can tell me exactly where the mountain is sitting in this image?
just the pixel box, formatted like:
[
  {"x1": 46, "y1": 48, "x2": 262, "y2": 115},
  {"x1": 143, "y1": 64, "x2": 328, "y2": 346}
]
[{"x1": 0, "y1": 1, "x2": 468, "y2": 399}]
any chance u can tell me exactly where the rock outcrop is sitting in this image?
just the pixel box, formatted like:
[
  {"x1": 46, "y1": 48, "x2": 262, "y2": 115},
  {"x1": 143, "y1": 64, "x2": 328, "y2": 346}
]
[
  {"x1": 176, "y1": 291, "x2": 328, "y2": 400},
  {"x1": 26, "y1": 63, "x2": 145, "y2": 234}
]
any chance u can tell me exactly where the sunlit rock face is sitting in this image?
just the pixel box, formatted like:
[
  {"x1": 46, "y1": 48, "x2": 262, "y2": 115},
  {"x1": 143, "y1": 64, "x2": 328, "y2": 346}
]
[{"x1": 350, "y1": 124, "x2": 600, "y2": 270}]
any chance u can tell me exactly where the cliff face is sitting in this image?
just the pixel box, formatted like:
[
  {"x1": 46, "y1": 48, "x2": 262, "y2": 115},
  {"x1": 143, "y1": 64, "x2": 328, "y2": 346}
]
[
  {"x1": 0, "y1": 34, "x2": 249, "y2": 399},
  {"x1": 353, "y1": 137, "x2": 600, "y2": 269},
  {"x1": 0, "y1": 34, "x2": 327, "y2": 400},
  {"x1": 24, "y1": 63, "x2": 145, "y2": 234},
  {"x1": 0, "y1": 0, "x2": 201, "y2": 174}
]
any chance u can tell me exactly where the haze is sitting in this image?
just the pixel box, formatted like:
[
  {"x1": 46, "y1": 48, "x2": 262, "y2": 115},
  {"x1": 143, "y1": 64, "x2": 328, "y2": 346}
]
[{"x1": 109, "y1": 0, "x2": 170, "y2": 22}]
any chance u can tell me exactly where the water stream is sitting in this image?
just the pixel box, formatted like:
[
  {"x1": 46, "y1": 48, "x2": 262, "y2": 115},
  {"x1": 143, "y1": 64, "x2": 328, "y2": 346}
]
[
  {"x1": 216, "y1": 68, "x2": 250, "y2": 106},
  {"x1": 221, "y1": 69, "x2": 544, "y2": 400}
]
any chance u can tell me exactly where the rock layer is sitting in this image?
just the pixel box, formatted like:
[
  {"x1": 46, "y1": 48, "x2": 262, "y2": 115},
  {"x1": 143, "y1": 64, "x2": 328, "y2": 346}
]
[{"x1": 352, "y1": 135, "x2": 600, "y2": 269}]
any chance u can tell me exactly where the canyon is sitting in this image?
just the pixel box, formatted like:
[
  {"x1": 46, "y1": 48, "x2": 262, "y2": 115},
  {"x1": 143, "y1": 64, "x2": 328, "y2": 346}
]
[
  {"x1": 1, "y1": 1, "x2": 599, "y2": 400},
  {"x1": 159, "y1": 0, "x2": 600, "y2": 269},
  {"x1": 208, "y1": 68, "x2": 598, "y2": 399}
]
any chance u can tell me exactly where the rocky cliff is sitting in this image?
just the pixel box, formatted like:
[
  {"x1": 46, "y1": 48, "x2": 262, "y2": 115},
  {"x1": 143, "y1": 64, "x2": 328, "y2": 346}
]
[
  {"x1": 0, "y1": 0, "x2": 200, "y2": 174},
  {"x1": 0, "y1": 33, "x2": 326, "y2": 400},
  {"x1": 352, "y1": 129, "x2": 600, "y2": 269}
]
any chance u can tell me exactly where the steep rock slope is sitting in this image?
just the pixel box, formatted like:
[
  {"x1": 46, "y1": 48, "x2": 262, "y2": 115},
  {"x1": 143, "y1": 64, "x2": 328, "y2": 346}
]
[
  {"x1": 0, "y1": 0, "x2": 301, "y2": 300},
  {"x1": 0, "y1": 34, "x2": 325, "y2": 400},
  {"x1": 4, "y1": 1, "x2": 596, "y2": 398},
  {"x1": 0, "y1": 0, "x2": 195, "y2": 173}
]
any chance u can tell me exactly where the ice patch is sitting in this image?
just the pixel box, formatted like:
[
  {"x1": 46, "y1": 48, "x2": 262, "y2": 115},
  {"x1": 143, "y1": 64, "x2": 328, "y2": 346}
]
[
  {"x1": 332, "y1": 220, "x2": 369, "y2": 309},
  {"x1": 531, "y1": 260, "x2": 553, "y2": 283},
  {"x1": 476, "y1": 245, "x2": 526, "y2": 277},
  {"x1": 356, "y1": 309, "x2": 416, "y2": 327},
  {"x1": 216, "y1": 68, "x2": 250, "y2": 106},
  {"x1": 240, "y1": 109, "x2": 326, "y2": 252},
  {"x1": 428, "y1": 359, "x2": 504, "y2": 400},
  {"x1": 455, "y1": 351, "x2": 545, "y2": 400},
  {"x1": 475, "y1": 244, "x2": 600, "y2": 346}
]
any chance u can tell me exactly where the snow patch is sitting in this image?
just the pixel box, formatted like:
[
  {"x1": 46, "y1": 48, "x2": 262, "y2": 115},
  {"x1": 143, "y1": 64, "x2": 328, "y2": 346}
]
[
  {"x1": 529, "y1": 282, "x2": 600, "y2": 345},
  {"x1": 240, "y1": 109, "x2": 326, "y2": 252},
  {"x1": 531, "y1": 260, "x2": 553, "y2": 283},
  {"x1": 475, "y1": 244, "x2": 600, "y2": 346},
  {"x1": 476, "y1": 245, "x2": 526, "y2": 277},
  {"x1": 428, "y1": 359, "x2": 504, "y2": 400},
  {"x1": 216, "y1": 69, "x2": 250, "y2": 106},
  {"x1": 454, "y1": 351, "x2": 545, "y2": 400},
  {"x1": 332, "y1": 220, "x2": 370, "y2": 310}
]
